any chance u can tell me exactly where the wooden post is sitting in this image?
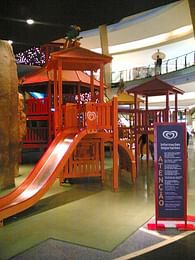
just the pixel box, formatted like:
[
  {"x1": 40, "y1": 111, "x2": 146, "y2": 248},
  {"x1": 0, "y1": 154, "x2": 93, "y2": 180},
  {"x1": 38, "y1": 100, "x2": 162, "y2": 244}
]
[
  {"x1": 100, "y1": 139, "x2": 105, "y2": 184},
  {"x1": 78, "y1": 83, "x2": 81, "y2": 104},
  {"x1": 53, "y1": 68, "x2": 59, "y2": 136},
  {"x1": 77, "y1": 83, "x2": 82, "y2": 128},
  {"x1": 58, "y1": 61, "x2": 63, "y2": 130},
  {"x1": 175, "y1": 93, "x2": 178, "y2": 122},
  {"x1": 90, "y1": 70, "x2": 95, "y2": 102},
  {"x1": 146, "y1": 95, "x2": 149, "y2": 163},
  {"x1": 48, "y1": 80, "x2": 52, "y2": 142},
  {"x1": 166, "y1": 92, "x2": 169, "y2": 122},
  {"x1": 134, "y1": 94, "x2": 138, "y2": 172},
  {"x1": 100, "y1": 63, "x2": 104, "y2": 102},
  {"x1": 113, "y1": 96, "x2": 118, "y2": 191}
]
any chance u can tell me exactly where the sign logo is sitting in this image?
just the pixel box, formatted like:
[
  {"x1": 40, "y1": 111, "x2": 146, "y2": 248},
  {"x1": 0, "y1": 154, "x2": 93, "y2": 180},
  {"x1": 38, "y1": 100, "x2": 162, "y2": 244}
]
[
  {"x1": 87, "y1": 111, "x2": 96, "y2": 121},
  {"x1": 162, "y1": 130, "x2": 178, "y2": 140}
]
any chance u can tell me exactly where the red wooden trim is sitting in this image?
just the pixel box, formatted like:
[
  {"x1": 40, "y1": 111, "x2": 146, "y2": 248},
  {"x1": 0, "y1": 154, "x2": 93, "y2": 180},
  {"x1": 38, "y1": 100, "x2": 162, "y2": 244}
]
[{"x1": 27, "y1": 115, "x2": 49, "y2": 120}]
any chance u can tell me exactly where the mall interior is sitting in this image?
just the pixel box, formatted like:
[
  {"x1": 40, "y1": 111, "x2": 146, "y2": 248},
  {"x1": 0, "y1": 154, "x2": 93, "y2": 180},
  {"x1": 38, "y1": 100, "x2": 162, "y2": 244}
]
[
  {"x1": 53, "y1": 0, "x2": 195, "y2": 129},
  {"x1": 1, "y1": 0, "x2": 195, "y2": 259}
]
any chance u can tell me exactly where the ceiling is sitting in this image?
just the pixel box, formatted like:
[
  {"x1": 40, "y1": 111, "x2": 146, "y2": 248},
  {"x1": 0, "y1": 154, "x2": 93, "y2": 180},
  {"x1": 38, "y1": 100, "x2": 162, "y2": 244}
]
[{"x1": 0, "y1": 0, "x2": 179, "y2": 54}]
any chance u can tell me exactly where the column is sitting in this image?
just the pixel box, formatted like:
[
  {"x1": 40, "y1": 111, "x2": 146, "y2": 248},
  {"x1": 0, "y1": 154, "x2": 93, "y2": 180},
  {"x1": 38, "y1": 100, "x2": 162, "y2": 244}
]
[
  {"x1": 99, "y1": 24, "x2": 112, "y2": 98},
  {"x1": 188, "y1": 0, "x2": 195, "y2": 35}
]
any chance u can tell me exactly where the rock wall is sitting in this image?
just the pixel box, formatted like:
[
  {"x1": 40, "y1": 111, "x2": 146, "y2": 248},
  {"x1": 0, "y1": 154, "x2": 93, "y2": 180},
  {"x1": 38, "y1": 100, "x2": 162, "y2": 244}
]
[{"x1": 0, "y1": 41, "x2": 19, "y2": 189}]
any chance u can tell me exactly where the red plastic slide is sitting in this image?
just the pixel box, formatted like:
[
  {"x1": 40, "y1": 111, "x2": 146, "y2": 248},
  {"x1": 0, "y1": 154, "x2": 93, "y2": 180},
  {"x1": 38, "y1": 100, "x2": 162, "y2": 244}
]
[{"x1": 0, "y1": 129, "x2": 87, "y2": 223}]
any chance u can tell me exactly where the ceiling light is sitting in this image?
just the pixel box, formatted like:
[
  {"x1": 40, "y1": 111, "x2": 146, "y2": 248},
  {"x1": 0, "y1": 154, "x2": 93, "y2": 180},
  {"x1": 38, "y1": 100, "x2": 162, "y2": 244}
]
[
  {"x1": 171, "y1": 25, "x2": 193, "y2": 37},
  {"x1": 26, "y1": 19, "x2": 34, "y2": 25},
  {"x1": 8, "y1": 40, "x2": 13, "y2": 44}
]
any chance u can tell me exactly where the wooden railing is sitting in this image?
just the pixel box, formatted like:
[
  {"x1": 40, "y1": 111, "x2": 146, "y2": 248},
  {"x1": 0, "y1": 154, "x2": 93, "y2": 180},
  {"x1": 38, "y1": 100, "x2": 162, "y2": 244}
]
[
  {"x1": 62, "y1": 103, "x2": 82, "y2": 129},
  {"x1": 62, "y1": 100, "x2": 114, "y2": 132},
  {"x1": 128, "y1": 109, "x2": 173, "y2": 131},
  {"x1": 23, "y1": 127, "x2": 48, "y2": 144},
  {"x1": 25, "y1": 98, "x2": 49, "y2": 115},
  {"x1": 118, "y1": 127, "x2": 135, "y2": 147},
  {"x1": 96, "y1": 102, "x2": 113, "y2": 130}
]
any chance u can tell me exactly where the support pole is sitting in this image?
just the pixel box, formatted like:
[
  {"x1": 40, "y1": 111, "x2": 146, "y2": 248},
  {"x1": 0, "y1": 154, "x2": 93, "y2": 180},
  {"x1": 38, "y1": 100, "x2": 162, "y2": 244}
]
[
  {"x1": 146, "y1": 96, "x2": 149, "y2": 163},
  {"x1": 113, "y1": 96, "x2": 118, "y2": 191},
  {"x1": 134, "y1": 94, "x2": 138, "y2": 172},
  {"x1": 58, "y1": 61, "x2": 63, "y2": 130},
  {"x1": 100, "y1": 139, "x2": 105, "y2": 184},
  {"x1": 99, "y1": 24, "x2": 112, "y2": 98},
  {"x1": 100, "y1": 63, "x2": 104, "y2": 102},
  {"x1": 90, "y1": 70, "x2": 95, "y2": 102},
  {"x1": 53, "y1": 68, "x2": 59, "y2": 136},
  {"x1": 175, "y1": 93, "x2": 178, "y2": 122},
  {"x1": 166, "y1": 92, "x2": 170, "y2": 122},
  {"x1": 48, "y1": 80, "x2": 52, "y2": 143}
]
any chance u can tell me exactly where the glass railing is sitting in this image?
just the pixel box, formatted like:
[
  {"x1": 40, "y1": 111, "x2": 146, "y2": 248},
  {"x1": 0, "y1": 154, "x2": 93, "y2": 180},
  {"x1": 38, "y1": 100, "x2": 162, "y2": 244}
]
[{"x1": 111, "y1": 50, "x2": 195, "y2": 83}]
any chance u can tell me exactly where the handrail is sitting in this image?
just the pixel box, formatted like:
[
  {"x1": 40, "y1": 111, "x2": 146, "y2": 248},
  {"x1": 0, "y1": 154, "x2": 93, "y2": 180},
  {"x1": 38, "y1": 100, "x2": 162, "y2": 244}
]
[{"x1": 111, "y1": 50, "x2": 195, "y2": 83}]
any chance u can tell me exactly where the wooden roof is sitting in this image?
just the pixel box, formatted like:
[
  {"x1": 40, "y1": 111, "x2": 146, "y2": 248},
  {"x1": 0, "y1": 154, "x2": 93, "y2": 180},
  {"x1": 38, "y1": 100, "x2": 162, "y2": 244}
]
[
  {"x1": 127, "y1": 77, "x2": 184, "y2": 96},
  {"x1": 20, "y1": 66, "x2": 103, "y2": 88},
  {"x1": 117, "y1": 92, "x2": 143, "y2": 104},
  {"x1": 47, "y1": 46, "x2": 112, "y2": 71}
]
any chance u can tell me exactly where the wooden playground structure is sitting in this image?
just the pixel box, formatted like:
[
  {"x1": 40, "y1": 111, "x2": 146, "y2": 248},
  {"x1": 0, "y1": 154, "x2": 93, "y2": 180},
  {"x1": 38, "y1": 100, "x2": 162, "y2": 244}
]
[
  {"x1": 19, "y1": 45, "x2": 137, "y2": 191},
  {"x1": 126, "y1": 77, "x2": 184, "y2": 167},
  {"x1": 0, "y1": 39, "x2": 187, "y2": 224},
  {"x1": 19, "y1": 44, "x2": 185, "y2": 191}
]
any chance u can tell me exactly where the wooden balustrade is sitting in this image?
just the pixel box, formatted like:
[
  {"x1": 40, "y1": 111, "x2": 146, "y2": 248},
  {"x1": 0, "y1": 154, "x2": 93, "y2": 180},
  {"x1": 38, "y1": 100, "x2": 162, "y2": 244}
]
[
  {"x1": 23, "y1": 127, "x2": 48, "y2": 144},
  {"x1": 128, "y1": 108, "x2": 173, "y2": 131},
  {"x1": 96, "y1": 102, "x2": 113, "y2": 130},
  {"x1": 25, "y1": 98, "x2": 49, "y2": 115},
  {"x1": 62, "y1": 100, "x2": 114, "y2": 132},
  {"x1": 62, "y1": 103, "x2": 83, "y2": 129},
  {"x1": 59, "y1": 139, "x2": 102, "y2": 182}
]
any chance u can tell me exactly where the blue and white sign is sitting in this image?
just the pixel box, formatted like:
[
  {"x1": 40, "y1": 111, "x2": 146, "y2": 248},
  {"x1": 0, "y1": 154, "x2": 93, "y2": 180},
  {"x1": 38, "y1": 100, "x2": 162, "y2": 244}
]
[{"x1": 155, "y1": 123, "x2": 187, "y2": 220}]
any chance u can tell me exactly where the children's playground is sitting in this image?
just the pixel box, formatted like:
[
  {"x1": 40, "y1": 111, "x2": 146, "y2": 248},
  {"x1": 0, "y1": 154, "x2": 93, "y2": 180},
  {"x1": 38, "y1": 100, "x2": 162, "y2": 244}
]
[
  {"x1": 0, "y1": 43, "x2": 185, "y2": 226},
  {"x1": 1, "y1": 41, "x2": 195, "y2": 260}
]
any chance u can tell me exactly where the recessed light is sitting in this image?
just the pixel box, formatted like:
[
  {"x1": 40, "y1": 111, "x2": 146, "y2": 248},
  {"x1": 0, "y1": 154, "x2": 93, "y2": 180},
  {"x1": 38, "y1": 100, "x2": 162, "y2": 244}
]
[{"x1": 26, "y1": 19, "x2": 34, "y2": 25}]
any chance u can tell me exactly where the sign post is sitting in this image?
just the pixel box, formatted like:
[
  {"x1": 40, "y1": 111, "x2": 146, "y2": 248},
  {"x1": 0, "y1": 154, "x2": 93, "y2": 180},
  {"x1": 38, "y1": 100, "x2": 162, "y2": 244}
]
[{"x1": 148, "y1": 122, "x2": 195, "y2": 230}]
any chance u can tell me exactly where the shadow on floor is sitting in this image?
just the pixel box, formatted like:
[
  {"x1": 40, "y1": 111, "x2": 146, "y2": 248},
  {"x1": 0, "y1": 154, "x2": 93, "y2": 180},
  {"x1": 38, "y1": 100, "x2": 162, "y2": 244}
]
[{"x1": 5, "y1": 181, "x2": 102, "y2": 225}]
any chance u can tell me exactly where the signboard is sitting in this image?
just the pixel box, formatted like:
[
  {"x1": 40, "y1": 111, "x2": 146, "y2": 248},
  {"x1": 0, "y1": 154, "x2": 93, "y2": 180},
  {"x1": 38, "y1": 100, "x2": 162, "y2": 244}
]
[{"x1": 155, "y1": 123, "x2": 187, "y2": 221}]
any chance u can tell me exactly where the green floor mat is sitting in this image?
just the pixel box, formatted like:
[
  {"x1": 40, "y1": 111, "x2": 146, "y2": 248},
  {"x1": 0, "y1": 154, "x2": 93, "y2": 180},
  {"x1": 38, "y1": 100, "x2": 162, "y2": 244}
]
[{"x1": 0, "y1": 188, "x2": 153, "y2": 259}]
